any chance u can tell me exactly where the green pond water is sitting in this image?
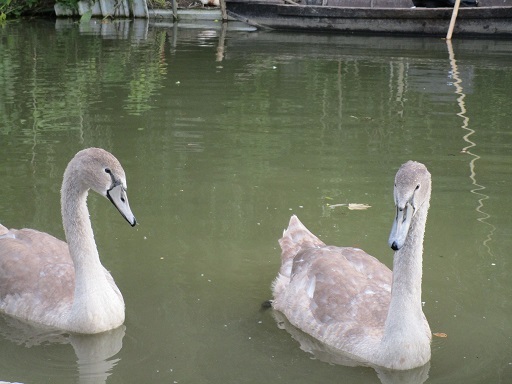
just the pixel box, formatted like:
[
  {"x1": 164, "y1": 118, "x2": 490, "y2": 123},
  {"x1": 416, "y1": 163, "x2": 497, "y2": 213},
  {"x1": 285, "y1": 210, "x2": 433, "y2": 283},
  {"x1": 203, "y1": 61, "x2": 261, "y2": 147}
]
[{"x1": 0, "y1": 18, "x2": 512, "y2": 384}]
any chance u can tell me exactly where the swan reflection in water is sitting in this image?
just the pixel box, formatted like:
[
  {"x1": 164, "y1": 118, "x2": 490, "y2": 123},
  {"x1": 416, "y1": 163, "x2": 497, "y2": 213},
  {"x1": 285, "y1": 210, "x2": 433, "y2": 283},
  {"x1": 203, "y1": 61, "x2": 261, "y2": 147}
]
[
  {"x1": 0, "y1": 315, "x2": 125, "y2": 384},
  {"x1": 272, "y1": 311, "x2": 430, "y2": 384}
]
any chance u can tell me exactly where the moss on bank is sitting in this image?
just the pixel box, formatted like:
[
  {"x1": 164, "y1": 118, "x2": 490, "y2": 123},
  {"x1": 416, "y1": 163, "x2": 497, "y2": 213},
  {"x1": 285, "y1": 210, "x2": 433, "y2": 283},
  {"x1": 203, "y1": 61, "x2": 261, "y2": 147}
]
[{"x1": 1, "y1": 0, "x2": 55, "y2": 18}]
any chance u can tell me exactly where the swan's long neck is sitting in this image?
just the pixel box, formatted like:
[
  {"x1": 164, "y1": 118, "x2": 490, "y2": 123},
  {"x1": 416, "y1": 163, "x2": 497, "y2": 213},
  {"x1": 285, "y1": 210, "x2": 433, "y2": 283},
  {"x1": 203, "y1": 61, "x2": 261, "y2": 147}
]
[
  {"x1": 381, "y1": 200, "x2": 430, "y2": 350},
  {"x1": 62, "y1": 181, "x2": 104, "y2": 286},
  {"x1": 61, "y1": 174, "x2": 123, "y2": 333}
]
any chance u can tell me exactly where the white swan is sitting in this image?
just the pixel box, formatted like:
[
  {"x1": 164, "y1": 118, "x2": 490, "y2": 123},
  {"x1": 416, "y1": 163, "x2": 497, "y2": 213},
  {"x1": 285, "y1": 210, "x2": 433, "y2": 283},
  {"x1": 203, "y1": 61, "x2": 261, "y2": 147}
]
[
  {"x1": 0, "y1": 148, "x2": 136, "y2": 334},
  {"x1": 272, "y1": 161, "x2": 432, "y2": 370}
]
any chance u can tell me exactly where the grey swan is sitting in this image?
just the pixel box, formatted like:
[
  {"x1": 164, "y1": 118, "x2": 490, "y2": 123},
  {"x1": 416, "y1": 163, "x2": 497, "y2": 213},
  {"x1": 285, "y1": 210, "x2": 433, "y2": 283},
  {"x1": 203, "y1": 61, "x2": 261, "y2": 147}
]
[
  {"x1": 272, "y1": 161, "x2": 432, "y2": 370},
  {"x1": 0, "y1": 148, "x2": 136, "y2": 334}
]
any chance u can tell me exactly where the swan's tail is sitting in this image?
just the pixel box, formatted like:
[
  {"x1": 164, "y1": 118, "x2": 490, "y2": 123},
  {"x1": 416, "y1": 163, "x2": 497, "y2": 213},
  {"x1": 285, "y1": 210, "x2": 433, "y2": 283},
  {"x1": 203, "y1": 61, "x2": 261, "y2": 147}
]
[
  {"x1": 278, "y1": 215, "x2": 325, "y2": 278},
  {"x1": 0, "y1": 223, "x2": 9, "y2": 236}
]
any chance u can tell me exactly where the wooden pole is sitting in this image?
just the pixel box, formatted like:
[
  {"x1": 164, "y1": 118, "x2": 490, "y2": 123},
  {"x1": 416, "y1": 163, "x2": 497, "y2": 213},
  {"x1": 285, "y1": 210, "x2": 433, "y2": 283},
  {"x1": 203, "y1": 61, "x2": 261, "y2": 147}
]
[
  {"x1": 446, "y1": 0, "x2": 462, "y2": 40},
  {"x1": 220, "y1": 0, "x2": 228, "y2": 21},
  {"x1": 171, "y1": 0, "x2": 178, "y2": 20}
]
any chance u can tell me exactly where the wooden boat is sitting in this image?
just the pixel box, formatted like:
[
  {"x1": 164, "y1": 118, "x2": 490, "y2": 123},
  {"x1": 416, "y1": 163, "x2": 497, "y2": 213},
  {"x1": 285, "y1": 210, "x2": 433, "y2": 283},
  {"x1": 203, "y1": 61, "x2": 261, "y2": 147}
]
[{"x1": 225, "y1": 0, "x2": 512, "y2": 37}]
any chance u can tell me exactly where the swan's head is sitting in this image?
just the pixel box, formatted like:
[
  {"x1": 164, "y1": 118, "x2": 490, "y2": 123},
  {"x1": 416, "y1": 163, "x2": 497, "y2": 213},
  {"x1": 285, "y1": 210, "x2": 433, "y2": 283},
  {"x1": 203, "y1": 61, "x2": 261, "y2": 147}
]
[
  {"x1": 65, "y1": 148, "x2": 137, "y2": 227},
  {"x1": 388, "y1": 161, "x2": 431, "y2": 251}
]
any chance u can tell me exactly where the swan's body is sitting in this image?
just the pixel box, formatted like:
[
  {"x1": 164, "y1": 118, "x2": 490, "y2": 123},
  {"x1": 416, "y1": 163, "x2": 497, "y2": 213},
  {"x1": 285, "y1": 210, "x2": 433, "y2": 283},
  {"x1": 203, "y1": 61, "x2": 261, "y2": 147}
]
[
  {"x1": 0, "y1": 148, "x2": 136, "y2": 334},
  {"x1": 272, "y1": 161, "x2": 432, "y2": 370}
]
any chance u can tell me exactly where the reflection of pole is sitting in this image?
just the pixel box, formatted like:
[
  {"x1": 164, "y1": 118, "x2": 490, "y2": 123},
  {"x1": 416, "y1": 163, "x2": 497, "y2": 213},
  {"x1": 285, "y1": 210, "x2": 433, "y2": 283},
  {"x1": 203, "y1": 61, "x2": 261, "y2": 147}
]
[
  {"x1": 446, "y1": 40, "x2": 468, "y2": 134},
  {"x1": 169, "y1": 22, "x2": 178, "y2": 54},
  {"x1": 446, "y1": 0, "x2": 461, "y2": 40},
  {"x1": 216, "y1": 21, "x2": 227, "y2": 62},
  {"x1": 446, "y1": 40, "x2": 495, "y2": 257},
  {"x1": 337, "y1": 60, "x2": 343, "y2": 127}
]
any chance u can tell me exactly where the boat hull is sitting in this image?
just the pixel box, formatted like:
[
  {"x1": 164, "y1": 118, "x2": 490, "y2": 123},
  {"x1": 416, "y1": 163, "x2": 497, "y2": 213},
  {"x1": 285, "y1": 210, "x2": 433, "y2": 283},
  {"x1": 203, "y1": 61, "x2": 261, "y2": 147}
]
[{"x1": 226, "y1": 0, "x2": 512, "y2": 36}]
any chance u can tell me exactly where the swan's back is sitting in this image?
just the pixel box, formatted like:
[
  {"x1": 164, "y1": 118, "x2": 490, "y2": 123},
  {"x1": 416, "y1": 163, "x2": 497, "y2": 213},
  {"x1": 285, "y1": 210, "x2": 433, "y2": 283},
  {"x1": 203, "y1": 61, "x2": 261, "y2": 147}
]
[
  {"x1": 272, "y1": 215, "x2": 392, "y2": 357},
  {"x1": 0, "y1": 228, "x2": 74, "y2": 323}
]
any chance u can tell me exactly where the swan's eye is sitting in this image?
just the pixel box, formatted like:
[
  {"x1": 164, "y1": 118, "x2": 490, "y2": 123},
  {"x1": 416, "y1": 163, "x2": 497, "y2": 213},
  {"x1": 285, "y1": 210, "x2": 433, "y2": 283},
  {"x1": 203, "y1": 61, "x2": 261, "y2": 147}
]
[
  {"x1": 104, "y1": 168, "x2": 111, "y2": 174},
  {"x1": 415, "y1": 184, "x2": 420, "y2": 190}
]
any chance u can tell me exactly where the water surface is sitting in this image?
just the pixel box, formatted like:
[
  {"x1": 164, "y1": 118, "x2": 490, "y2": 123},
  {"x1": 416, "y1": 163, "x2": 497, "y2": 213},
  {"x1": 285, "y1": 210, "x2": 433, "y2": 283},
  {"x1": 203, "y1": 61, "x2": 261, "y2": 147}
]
[{"x1": 0, "y1": 19, "x2": 512, "y2": 384}]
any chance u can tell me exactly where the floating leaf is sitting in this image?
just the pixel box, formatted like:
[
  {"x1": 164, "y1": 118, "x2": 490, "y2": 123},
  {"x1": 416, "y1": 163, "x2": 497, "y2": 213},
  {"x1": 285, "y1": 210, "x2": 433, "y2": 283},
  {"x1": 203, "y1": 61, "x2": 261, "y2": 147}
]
[
  {"x1": 328, "y1": 203, "x2": 371, "y2": 210},
  {"x1": 348, "y1": 203, "x2": 371, "y2": 210},
  {"x1": 433, "y1": 332, "x2": 448, "y2": 338}
]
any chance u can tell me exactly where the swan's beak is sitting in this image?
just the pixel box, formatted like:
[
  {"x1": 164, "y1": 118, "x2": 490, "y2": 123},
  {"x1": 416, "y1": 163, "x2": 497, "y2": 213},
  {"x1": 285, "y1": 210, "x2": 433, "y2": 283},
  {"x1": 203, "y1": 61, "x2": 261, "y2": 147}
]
[
  {"x1": 388, "y1": 202, "x2": 413, "y2": 251},
  {"x1": 107, "y1": 184, "x2": 137, "y2": 227}
]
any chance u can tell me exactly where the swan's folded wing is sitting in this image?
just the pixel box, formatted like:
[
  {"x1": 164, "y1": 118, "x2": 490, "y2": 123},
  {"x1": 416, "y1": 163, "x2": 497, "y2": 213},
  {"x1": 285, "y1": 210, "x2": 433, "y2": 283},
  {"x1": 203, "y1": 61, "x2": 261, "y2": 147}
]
[
  {"x1": 296, "y1": 247, "x2": 392, "y2": 331},
  {"x1": 0, "y1": 229, "x2": 74, "y2": 319}
]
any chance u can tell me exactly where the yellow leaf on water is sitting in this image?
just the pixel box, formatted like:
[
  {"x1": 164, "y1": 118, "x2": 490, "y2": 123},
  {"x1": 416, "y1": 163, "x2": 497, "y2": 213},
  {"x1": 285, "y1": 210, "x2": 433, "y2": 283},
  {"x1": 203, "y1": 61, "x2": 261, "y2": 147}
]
[
  {"x1": 348, "y1": 203, "x2": 371, "y2": 210},
  {"x1": 328, "y1": 203, "x2": 371, "y2": 210}
]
